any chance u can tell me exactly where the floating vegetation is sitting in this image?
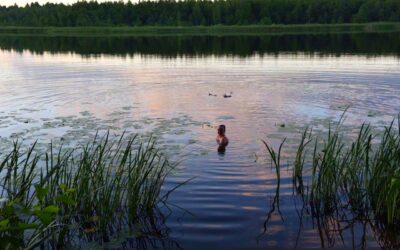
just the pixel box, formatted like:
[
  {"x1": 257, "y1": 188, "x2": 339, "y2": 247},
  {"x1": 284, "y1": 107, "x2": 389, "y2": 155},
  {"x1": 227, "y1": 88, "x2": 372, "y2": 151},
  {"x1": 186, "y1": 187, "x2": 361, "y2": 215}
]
[
  {"x1": 172, "y1": 129, "x2": 187, "y2": 135},
  {"x1": 368, "y1": 110, "x2": 379, "y2": 117},
  {"x1": 19, "y1": 108, "x2": 41, "y2": 112},
  {"x1": 79, "y1": 110, "x2": 92, "y2": 116},
  {"x1": 13, "y1": 117, "x2": 38, "y2": 124},
  {"x1": 121, "y1": 106, "x2": 135, "y2": 111},
  {"x1": 336, "y1": 104, "x2": 352, "y2": 111},
  {"x1": 262, "y1": 115, "x2": 400, "y2": 248},
  {"x1": 217, "y1": 115, "x2": 235, "y2": 120},
  {"x1": 0, "y1": 105, "x2": 205, "y2": 159},
  {"x1": 0, "y1": 133, "x2": 178, "y2": 249},
  {"x1": 133, "y1": 124, "x2": 144, "y2": 130},
  {"x1": 188, "y1": 139, "x2": 197, "y2": 145},
  {"x1": 202, "y1": 123, "x2": 214, "y2": 128}
]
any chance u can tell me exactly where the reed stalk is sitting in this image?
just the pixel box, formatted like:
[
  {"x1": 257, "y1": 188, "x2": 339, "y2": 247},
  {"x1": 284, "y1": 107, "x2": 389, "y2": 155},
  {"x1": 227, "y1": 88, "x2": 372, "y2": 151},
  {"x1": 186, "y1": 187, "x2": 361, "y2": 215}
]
[
  {"x1": 0, "y1": 133, "x2": 175, "y2": 248},
  {"x1": 263, "y1": 116, "x2": 400, "y2": 240}
]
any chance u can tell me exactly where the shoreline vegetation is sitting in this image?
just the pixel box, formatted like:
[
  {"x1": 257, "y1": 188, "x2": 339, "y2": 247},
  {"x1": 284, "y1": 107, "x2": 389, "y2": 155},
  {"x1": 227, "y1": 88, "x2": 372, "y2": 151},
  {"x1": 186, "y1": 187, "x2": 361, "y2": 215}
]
[
  {"x1": 262, "y1": 115, "x2": 400, "y2": 248},
  {"x1": 1, "y1": 0, "x2": 399, "y2": 28},
  {"x1": 1, "y1": 0, "x2": 399, "y2": 37},
  {"x1": 0, "y1": 133, "x2": 178, "y2": 249},
  {"x1": 0, "y1": 23, "x2": 400, "y2": 36}
]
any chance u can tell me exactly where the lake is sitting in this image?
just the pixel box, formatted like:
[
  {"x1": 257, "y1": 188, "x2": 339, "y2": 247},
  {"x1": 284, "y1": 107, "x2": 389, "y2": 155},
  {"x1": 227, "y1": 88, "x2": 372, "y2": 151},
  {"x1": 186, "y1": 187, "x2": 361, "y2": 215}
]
[{"x1": 0, "y1": 33, "x2": 400, "y2": 249}]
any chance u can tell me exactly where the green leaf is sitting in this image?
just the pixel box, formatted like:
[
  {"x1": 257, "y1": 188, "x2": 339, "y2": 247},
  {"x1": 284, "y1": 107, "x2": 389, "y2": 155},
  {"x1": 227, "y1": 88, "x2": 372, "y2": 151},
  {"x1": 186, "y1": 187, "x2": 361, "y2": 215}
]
[
  {"x1": 35, "y1": 211, "x2": 53, "y2": 226},
  {"x1": 56, "y1": 194, "x2": 75, "y2": 205},
  {"x1": 3, "y1": 205, "x2": 14, "y2": 217},
  {"x1": 0, "y1": 236, "x2": 22, "y2": 249},
  {"x1": 59, "y1": 183, "x2": 67, "y2": 191},
  {"x1": 0, "y1": 219, "x2": 10, "y2": 228},
  {"x1": 42, "y1": 205, "x2": 59, "y2": 214},
  {"x1": 34, "y1": 185, "x2": 49, "y2": 202},
  {"x1": 32, "y1": 204, "x2": 41, "y2": 211},
  {"x1": 20, "y1": 205, "x2": 32, "y2": 215},
  {"x1": 89, "y1": 216, "x2": 99, "y2": 222},
  {"x1": 391, "y1": 177, "x2": 400, "y2": 189},
  {"x1": 17, "y1": 222, "x2": 39, "y2": 230}
]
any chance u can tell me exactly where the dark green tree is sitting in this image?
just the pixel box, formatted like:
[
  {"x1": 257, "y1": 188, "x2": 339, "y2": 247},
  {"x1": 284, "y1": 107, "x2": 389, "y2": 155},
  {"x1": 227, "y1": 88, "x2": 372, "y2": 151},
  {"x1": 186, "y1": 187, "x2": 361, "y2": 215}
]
[{"x1": 0, "y1": 0, "x2": 398, "y2": 27}]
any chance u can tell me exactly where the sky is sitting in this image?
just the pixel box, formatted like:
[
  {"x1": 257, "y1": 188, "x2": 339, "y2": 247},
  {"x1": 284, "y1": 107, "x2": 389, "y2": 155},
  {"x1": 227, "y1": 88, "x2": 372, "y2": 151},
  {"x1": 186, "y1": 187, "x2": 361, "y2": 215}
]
[{"x1": 0, "y1": 0, "x2": 139, "y2": 6}]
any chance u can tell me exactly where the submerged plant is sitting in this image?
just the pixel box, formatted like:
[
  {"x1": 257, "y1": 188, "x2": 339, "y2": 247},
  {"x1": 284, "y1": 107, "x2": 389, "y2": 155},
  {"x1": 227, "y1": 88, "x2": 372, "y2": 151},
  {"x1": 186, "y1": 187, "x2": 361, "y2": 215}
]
[{"x1": 0, "y1": 133, "x2": 176, "y2": 249}]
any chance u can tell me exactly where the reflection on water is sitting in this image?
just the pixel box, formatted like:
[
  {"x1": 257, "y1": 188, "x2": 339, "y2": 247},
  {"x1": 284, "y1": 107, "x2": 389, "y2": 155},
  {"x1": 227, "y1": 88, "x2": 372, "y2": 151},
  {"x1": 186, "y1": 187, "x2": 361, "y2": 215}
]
[
  {"x1": 217, "y1": 145, "x2": 226, "y2": 155},
  {"x1": 0, "y1": 34, "x2": 400, "y2": 249},
  {"x1": 0, "y1": 33, "x2": 400, "y2": 57}
]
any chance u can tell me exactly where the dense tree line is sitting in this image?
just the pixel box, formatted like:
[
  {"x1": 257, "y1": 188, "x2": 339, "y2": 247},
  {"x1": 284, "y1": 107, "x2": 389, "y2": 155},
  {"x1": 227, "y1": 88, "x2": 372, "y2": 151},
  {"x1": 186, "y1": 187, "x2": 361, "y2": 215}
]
[{"x1": 0, "y1": 0, "x2": 399, "y2": 27}]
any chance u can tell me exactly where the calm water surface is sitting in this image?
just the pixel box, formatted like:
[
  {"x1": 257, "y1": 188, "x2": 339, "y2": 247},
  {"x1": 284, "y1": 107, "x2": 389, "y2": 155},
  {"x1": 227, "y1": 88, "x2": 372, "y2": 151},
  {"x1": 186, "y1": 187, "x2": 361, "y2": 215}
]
[{"x1": 0, "y1": 34, "x2": 400, "y2": 249}]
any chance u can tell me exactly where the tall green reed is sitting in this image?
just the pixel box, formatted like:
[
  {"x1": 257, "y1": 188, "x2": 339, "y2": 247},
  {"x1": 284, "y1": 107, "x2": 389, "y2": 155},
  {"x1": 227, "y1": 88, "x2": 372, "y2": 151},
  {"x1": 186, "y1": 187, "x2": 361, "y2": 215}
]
[
  {"x1": 259, "y1": 138, "x2": 286, "y2": 236},
  {"x1": 263, "y1": 116, "x2": 400, "y2": 234},
  {"x1": 0, "y1": 133, "x2": 175, "y2": 249}
]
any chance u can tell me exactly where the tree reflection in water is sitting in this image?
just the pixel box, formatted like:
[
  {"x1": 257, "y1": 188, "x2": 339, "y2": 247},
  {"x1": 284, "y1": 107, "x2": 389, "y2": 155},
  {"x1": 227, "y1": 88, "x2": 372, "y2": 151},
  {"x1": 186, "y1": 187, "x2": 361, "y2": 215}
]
[{"x1": 0, "y1": 33, "x2": 399, "y2": 58}]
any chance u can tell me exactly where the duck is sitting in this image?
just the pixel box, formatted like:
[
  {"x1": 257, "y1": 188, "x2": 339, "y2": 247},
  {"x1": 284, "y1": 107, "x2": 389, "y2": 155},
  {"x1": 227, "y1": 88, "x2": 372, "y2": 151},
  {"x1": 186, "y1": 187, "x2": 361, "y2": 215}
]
[{"x1": 223, "y1": 92, "x2": 233, "y2": 98}]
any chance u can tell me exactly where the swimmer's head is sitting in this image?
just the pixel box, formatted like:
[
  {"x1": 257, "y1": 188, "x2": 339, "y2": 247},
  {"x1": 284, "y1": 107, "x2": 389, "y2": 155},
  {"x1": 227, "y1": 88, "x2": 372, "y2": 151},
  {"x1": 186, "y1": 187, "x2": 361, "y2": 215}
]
[{"x1": 218, "y1": 125, "x2": 226, "y2": 136}]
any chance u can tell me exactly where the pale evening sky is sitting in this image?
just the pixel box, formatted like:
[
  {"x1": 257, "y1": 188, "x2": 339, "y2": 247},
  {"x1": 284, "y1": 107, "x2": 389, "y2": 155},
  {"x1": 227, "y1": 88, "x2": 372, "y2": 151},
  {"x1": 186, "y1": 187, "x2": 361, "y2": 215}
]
[{"x1": 1, "y1": 0, "x2": 139, "y2": 6}]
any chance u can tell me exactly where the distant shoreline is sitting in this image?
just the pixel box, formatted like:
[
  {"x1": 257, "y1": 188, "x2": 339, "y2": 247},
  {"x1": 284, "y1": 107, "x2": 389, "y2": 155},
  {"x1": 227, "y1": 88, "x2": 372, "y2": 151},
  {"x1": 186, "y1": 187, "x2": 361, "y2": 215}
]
[{"x1": 0, "y1": 22, "x2": 400, "y2": 37}]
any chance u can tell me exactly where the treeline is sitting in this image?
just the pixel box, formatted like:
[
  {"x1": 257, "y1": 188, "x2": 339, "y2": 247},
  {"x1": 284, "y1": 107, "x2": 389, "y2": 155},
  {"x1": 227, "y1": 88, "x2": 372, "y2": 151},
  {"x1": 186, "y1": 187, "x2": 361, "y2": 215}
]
[{"x1": 0, "y1": 0, "x2": 399, "y2": 27}]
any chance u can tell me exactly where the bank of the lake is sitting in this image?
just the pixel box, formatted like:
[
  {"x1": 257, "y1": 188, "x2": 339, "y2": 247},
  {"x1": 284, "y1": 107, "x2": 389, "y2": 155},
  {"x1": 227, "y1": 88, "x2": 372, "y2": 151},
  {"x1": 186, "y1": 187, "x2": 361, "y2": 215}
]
[{"x1": 1, "y1": 22, "x2": 400, "y2": 37}]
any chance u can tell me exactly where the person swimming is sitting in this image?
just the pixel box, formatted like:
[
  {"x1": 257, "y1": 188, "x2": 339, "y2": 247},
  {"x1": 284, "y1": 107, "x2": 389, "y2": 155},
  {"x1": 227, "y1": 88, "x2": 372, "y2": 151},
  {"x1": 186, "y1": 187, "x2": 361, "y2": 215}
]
[{"x1": 216, "y1": 125, "x2": 229, "y2": 153}]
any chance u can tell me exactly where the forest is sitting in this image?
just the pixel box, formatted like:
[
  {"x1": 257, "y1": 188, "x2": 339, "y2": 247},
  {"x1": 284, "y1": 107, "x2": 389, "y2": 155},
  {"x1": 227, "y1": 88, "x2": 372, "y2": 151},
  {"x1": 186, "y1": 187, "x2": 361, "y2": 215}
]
[{"x1": 0, "y1": 0, "x2": 399, "y2": 27}]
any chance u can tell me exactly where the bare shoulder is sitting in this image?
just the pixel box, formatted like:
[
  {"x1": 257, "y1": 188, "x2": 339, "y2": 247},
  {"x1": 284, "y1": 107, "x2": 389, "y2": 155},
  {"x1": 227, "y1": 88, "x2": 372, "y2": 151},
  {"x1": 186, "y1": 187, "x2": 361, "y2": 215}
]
[
  {"x1": 217, "y1": 136, "x2": 229, "y2": 146},
  {"x1": 224, "y1": 136, "x2": 229, "y2": 145}
]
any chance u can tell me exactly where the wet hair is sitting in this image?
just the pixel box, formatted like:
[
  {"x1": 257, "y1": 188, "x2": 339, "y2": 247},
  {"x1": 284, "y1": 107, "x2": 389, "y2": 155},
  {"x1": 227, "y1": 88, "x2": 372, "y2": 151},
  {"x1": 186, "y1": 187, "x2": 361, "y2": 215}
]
[{"x1": 218, "y1": 125, "x2": 226, "y2": 135}]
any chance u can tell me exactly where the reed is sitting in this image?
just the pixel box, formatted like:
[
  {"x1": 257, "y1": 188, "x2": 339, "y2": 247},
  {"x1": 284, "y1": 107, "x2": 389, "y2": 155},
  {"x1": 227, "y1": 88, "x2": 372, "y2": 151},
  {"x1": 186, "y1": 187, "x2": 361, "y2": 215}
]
[
  {"x1": 0, "y1": 133, "x2": 175, "y2": 249},
  {"x1": 293, "y1": 127, "x2": 312, "y2": 195},
  {"x1": 263, "y1": 116, "x2": 400, "y2": 226}
]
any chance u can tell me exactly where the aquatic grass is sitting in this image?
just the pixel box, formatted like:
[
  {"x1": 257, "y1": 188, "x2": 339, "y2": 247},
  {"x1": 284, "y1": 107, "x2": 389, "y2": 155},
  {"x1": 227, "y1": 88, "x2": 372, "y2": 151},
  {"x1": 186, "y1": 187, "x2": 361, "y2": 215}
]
[
  {"x1": 292, "y1": 127, "x2": 312, "y2": 195},
  {"x1": 0, "y1": 132, "x2": 175, "y2": 249},
  {"x1": 368, "y1": 119, "x2": 400, "y2": 223},
  {"x1": 262, "y1": 138, "x2": 286, "y2": 199},
  {"x1": 259, "y1": 139, "x2": 285, "y2": 236},
  {"x1": 262, "y1": 115, "x2": 400, "y2": 247}
]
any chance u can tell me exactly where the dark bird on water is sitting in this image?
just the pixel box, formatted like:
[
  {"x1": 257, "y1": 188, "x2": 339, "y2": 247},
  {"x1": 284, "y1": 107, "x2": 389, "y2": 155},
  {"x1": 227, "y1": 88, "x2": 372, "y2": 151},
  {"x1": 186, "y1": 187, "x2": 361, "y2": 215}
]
[{"x1": 223, "y1": 92, "x2": 233, "y2": 98}]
